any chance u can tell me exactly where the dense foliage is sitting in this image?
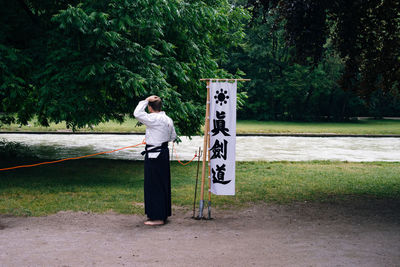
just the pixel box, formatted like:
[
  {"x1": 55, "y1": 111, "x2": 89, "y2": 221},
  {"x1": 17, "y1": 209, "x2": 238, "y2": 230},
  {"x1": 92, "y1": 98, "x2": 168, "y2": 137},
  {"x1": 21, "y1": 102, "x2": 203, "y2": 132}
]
[
  {"x1": 0, "y1": 0, "x2": 247, "y2": 135},
  {"x1": 247, "y1": 0, "x2": 400, "y2": 97},
  {"x1": 1, "y1": 0, "x2": 399, "y2": 132},
  {"x1": 225, "y1": 6, "x2": 400, "y2": 120}
]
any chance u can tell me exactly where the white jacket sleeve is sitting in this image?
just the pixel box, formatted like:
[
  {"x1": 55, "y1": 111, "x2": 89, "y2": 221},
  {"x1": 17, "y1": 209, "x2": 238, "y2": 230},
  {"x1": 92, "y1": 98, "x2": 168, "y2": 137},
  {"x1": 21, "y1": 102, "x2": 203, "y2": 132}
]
[{"x1": 134, "y1": 100, "x2": 157, "y2": 126}]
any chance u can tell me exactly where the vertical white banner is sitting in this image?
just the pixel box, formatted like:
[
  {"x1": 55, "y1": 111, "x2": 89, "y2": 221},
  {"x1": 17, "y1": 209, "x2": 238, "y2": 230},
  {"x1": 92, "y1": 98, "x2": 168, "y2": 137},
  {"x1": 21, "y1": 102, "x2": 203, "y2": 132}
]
[{"x1": 209, "y1": 81, "x2": 237, "y2": 195}]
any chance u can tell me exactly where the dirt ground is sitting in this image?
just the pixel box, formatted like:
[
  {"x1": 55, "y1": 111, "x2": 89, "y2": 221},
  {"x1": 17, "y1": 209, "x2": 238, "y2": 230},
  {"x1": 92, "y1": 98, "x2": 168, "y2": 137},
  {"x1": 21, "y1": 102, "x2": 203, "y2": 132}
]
[{"x1": 1, "y1": 200, "x2": 399, "y2": 267}]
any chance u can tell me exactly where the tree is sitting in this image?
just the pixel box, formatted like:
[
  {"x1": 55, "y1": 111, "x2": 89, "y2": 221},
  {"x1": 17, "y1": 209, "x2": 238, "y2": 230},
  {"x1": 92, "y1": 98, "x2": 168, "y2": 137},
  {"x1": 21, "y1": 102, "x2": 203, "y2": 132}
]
[
  {"x1": 224, "y1": 1, "x2": 398, "y2": 121},
  {"x1": 0, "y1": 0, "x2": 247, "y2": 136},
  {"x1": 246, "y1": 0, "x2": 400, "y2": 98}
]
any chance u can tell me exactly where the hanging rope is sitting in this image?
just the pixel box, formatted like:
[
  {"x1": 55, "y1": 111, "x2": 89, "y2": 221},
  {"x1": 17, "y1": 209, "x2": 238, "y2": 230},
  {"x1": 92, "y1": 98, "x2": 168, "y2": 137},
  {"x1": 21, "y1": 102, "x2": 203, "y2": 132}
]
[
  {"x1": 0, "y1": 139, "x2": 198, "y2": 171},
  {"x1": 172, "y1": 142, "x2": 198, "y2": 166},
  {"x1": 0, "y1": 141, "x2": 146, "y2": 172}
]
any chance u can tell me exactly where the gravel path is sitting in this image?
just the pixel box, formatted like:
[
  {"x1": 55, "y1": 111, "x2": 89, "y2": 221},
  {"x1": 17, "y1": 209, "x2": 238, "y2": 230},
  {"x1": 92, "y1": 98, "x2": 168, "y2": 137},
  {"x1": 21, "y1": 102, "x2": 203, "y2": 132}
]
[{"x1": 1, "y1": 200, "x2": 399, "y2": 267}]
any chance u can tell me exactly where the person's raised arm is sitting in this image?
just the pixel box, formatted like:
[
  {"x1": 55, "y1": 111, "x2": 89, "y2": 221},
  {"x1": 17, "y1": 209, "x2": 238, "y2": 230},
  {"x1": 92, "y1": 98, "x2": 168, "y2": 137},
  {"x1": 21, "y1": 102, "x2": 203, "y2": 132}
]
[
  {"x1": 133, "y1": 99, "x2": 148, "y2": 120},
  {"x1": 134, "y1": 96, "x2": 162, "y2": 125},
  {"x1": 133, "y1": 99, "x2": 157, "y2": 126}
]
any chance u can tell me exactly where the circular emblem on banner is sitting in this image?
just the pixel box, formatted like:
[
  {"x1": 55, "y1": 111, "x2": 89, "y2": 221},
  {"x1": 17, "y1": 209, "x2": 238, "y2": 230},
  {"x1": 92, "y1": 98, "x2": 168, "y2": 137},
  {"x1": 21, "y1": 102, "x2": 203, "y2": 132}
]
[{"x1": 214, "y1": 89, "x2": 229, "y2": 106}]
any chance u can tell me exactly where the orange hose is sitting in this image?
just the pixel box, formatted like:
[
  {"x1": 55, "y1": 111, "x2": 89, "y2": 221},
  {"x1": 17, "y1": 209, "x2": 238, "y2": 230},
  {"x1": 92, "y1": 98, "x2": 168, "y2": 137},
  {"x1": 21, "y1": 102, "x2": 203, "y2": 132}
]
[{"x1": 0, "y1": 141, "x2": 146, "y2": 171}]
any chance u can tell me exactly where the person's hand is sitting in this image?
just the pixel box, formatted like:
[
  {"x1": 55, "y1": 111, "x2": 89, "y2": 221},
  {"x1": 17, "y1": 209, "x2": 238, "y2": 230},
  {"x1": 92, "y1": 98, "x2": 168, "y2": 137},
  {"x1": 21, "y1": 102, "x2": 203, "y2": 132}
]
[{"x1": 146, "y1": 95, "x2": 159, "y2": 102}]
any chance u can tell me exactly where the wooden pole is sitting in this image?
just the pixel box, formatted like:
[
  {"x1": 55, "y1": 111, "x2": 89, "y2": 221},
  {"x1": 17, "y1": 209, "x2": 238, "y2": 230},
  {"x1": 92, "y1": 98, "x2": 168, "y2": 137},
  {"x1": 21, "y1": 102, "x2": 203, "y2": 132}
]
[
  {"x1": 198, "y1": 80, "x2": 210, "y2": 218},
  {"x1": 200, "y1": 78, "x2": 251, "y2": 81},
  {"x1": 207, "y1": 108, "x2": 212, "y2": 219}
]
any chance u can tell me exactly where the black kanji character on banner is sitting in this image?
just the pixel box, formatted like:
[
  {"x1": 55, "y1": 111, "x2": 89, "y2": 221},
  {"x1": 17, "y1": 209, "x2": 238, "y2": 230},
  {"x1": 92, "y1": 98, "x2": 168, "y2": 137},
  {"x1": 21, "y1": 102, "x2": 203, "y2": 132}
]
[
  {"x1": 211, "y1": 111, "x2": 230, "y2": 136},
  {"x1": 210, "y1": 139, "x2": 228, "y2": 160},
  {"x1": 212, "y1": 164, "x2": 231, "y2": 185}
]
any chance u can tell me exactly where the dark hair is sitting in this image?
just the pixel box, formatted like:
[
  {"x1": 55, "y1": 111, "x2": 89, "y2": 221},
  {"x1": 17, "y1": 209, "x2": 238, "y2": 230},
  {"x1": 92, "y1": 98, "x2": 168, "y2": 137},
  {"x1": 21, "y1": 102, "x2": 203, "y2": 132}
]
[{"x1": 148, "y1": 98, "x2": 162, "y2": 112}]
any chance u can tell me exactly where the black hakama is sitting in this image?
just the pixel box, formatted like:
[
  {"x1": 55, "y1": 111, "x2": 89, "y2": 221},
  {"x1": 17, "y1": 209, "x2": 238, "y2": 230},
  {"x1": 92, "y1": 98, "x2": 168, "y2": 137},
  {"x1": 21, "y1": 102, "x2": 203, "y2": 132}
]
[{"x1": 143, "y1": 142, "x2": 171, "y2": 221}]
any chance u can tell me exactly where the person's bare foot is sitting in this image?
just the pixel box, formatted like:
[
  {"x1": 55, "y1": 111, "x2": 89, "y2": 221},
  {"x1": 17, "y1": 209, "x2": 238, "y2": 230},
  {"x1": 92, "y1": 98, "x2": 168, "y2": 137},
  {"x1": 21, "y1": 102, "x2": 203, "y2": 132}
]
[{"x1": 144, "y1": 220, "x2": 164, "y2": 226}]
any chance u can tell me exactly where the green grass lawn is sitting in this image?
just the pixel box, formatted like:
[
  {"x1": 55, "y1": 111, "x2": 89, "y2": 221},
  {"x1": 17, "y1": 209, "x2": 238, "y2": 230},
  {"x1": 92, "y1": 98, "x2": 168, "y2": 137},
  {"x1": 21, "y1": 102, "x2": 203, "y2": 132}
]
[
  {"x1": 1, "y1": 159, "x2": 399, "y2": 216},
  {"x1": 1, "y1": 117, "x2": 399, "y2": 135}
]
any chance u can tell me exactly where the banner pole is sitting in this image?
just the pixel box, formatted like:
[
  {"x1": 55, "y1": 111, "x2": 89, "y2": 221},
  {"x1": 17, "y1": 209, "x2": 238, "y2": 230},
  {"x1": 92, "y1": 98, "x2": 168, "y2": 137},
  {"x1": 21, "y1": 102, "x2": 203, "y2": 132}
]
[
  {"x1": 198, "y1": 80, "x2": 210, "y2": 219},
  {"x1": 207, "y1": 120, "x2": 212, "y2": 219},
  {"x1": 200, "y1": 78, "x2": 250, "y2": 81},
  {"x1": 207, "y1": 88, "x2": 212, "y2": 219}
]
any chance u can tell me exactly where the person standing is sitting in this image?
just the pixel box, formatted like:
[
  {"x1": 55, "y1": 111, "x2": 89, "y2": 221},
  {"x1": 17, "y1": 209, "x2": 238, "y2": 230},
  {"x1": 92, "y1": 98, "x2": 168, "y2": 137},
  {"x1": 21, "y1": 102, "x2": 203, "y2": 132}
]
[{"x1": 134, "y1": 95, "x2": 177, "y2": 226}]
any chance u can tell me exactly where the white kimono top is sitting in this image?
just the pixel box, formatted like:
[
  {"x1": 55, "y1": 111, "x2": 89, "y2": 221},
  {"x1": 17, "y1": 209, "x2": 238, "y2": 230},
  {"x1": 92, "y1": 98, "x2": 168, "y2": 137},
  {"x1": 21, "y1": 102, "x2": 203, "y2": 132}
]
[{"x1": 134, "y1": 100, "x2": 176, "y2": 157}]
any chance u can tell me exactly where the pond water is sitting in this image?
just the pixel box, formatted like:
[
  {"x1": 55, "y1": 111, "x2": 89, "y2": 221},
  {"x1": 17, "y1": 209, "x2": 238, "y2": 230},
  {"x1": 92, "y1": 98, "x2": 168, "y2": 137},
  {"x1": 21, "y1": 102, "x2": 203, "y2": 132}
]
[{"x1": 1, "y1": 134, "x2": 399, "y2": 162}]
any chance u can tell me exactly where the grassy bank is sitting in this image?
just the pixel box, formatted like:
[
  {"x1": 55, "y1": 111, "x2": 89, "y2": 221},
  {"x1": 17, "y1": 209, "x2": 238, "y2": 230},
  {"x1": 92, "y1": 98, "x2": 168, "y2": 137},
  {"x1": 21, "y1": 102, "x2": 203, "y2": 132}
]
[
  {"x1": 236, "y1": 119, "x2": 400, "y2": 135},
  {"x1": 1, "y1": 118, "x2": 400, "y2": 135},
  {"x1": 0, "y1": 117, "x2": 146, "y2": 133},
  {"x1": 1, "y1": 159, "x2": 399, "y2": 216}
]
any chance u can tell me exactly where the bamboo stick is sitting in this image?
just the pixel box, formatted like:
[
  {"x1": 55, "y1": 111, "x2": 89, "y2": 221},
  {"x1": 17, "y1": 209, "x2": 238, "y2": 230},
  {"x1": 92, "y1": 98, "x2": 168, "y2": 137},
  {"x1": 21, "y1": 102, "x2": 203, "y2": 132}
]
[
  {"x1": 192, "y1": 147, "x2": 201, "y2": 218},
  {"x1": 207, "y1": 106, "x2": 212, "y2": 219},
  {"x1": 198, "y1": 80, "x2": 210, "y2": 218}
]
